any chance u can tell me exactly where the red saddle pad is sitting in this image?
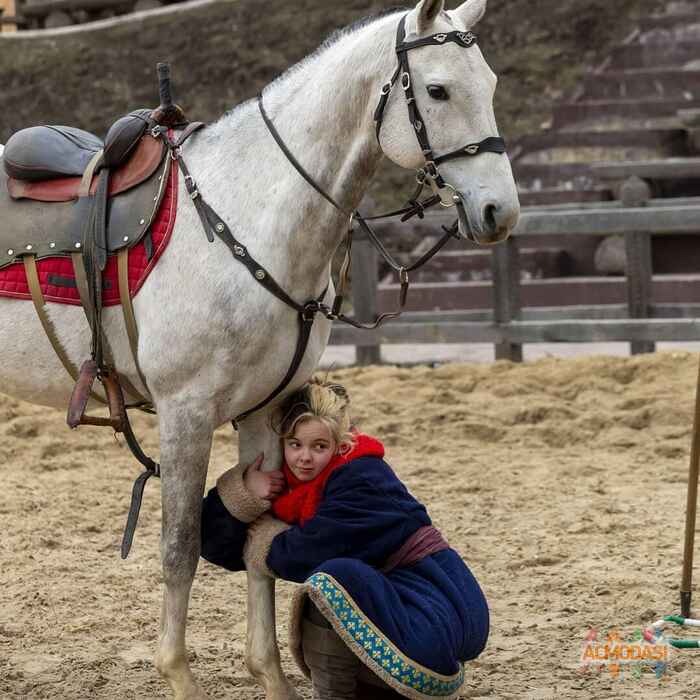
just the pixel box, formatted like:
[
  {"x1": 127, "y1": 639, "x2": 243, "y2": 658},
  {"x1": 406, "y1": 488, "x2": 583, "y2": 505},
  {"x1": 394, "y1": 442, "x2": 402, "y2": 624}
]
[{"x1": 0, "y1": 162, "x2": 178, "y2": 305}]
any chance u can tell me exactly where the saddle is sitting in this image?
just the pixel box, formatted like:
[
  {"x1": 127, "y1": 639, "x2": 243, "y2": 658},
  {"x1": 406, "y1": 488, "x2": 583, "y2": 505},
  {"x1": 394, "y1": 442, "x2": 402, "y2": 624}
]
[
  {"x1": 0, "y1": 64, "x2": 194, "y2": 560},
  {"x1": 0, "y1": 109, "x2": 169, "y2": 270}
]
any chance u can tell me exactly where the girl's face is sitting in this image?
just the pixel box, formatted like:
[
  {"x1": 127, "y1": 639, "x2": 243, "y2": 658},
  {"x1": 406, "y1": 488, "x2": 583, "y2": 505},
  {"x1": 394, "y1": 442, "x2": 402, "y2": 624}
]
[{"x1": 284, "y1": 418, "x2": 337, "y2": 482}]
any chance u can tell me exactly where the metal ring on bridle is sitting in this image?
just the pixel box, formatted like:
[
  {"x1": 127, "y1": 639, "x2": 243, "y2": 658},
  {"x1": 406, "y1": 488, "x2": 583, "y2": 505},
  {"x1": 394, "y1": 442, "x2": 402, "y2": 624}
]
[{"x1": 437, "y1": 183, "x2": 458, "y2": 208}]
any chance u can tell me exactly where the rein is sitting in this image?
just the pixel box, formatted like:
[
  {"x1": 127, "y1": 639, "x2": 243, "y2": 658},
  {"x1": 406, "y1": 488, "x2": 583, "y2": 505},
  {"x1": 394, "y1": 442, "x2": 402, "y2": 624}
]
[
  {"x1": 118, "y1": 14, "x2": 509, "y2": 556},
  {"x1": 165, "y1": 11, "x2": 510, "y2": 423}
]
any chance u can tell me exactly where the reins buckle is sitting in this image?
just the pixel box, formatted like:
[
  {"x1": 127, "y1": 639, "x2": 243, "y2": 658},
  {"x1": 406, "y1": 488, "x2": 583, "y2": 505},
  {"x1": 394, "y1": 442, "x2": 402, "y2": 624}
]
[
  {"x1": 423, "y1": 161, "x2": 438, "y2": 180},
  {"x1": 302, "y1": 301, "x2": 322, "y2": 322},
  {"x1": 401, "y1": 72, "x2": 411, "y2": 91},
  {"x1": 184, "y1": 175, "x2": 200, "y2": 200}
]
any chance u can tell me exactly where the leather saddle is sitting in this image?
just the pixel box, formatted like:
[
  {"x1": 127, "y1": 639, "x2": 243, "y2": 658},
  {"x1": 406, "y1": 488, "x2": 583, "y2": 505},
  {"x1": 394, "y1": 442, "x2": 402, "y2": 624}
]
[{"x1": 0, "y1": 109, "x2": 170, "y2": 272}]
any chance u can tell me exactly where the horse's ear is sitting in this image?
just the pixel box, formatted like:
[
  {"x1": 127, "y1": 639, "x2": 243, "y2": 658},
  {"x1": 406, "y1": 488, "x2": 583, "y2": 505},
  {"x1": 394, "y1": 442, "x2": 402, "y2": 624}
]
[
  {"x1": 449, "y1": 0, "x2": 487, "y2": 29},
  {"x1": 413, "y1": 0, "x2": 445, "y2": 34}
]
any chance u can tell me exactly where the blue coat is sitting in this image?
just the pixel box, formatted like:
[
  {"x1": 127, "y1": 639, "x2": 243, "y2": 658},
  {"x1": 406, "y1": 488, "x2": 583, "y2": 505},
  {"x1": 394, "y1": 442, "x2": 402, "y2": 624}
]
[{"x1": 201, "y1": 455, "x2": 489, "y2": 699}]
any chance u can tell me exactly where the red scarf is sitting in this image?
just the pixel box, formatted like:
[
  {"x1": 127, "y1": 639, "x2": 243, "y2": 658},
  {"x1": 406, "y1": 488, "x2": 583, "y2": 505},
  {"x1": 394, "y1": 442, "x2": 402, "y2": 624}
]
[{"x1": 272, "y1": 433, "x2": 384, "y2": 526}]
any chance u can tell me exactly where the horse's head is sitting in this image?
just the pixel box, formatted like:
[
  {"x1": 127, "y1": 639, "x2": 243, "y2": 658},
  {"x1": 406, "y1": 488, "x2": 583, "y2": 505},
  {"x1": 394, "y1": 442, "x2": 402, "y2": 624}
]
[{"x1": 376, "y1": 0, "x2": 519, "y2": 245}]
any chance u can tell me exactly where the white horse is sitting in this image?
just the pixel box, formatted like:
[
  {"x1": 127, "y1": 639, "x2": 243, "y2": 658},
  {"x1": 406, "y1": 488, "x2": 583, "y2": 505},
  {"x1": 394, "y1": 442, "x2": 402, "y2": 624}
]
[{"x1": 1, "y1": 0, "x2": 518, "y2": 697}]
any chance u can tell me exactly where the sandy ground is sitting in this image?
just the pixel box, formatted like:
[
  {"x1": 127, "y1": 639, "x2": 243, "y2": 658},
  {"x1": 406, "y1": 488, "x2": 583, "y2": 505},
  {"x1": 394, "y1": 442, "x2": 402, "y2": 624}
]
[{"x1": 3, "y1": 350, "x2": 700, "y2": 699}]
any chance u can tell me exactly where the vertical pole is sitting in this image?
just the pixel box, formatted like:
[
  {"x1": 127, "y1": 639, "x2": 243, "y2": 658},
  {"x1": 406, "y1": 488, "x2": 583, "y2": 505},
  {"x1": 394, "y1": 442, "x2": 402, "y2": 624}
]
[
  {"x1": 491, "y1": 236, "x2": 522, "y2": 362},
  {"x1": 351, "y1": 229, "x2": 381, "y2": 366},
  {"x1": 681, "y1": 354, "x2": 700, "y2": 617},
  {"x1": 625, "y1": 230, "x2": 654, "y2": 355},
  {"x1": 620, "y1": 176, "x2": 654, "y2": 356}
]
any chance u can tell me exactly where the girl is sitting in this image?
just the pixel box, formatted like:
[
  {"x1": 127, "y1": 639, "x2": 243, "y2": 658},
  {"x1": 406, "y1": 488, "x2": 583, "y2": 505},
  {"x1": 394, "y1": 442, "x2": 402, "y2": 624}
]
[{"x1": 201, "y1": 379, "x2": 489, "y2": 700}]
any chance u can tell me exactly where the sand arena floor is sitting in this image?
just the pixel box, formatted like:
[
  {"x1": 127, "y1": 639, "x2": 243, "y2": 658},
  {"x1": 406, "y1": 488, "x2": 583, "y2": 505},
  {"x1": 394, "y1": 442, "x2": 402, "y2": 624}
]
[{"x1": 2, "y1": 352, "x2": 700, "y2": 699}]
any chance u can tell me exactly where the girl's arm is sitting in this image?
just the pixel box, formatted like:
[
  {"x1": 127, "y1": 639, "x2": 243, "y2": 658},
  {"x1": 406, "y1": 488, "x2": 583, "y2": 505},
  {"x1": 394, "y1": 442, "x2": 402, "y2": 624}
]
[
  {"x1": 246, "y1": 457, "x2": 430, "y2": 582},
  {"x1": 200, "y1": 455, "x2": 285, "y2": 571}
]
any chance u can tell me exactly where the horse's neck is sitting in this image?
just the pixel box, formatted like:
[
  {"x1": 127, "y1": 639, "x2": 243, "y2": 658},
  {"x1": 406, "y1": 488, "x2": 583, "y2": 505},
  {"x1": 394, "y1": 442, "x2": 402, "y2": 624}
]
[{"x1": 185, "y1": 15, "x2": 398, "y2": 300}]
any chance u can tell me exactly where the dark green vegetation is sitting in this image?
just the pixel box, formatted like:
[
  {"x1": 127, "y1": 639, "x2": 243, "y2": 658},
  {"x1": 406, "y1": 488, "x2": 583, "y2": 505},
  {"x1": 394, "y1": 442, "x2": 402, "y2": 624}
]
[{"x1": 0, "y1": 0, "x2": 665, "y2": 207}]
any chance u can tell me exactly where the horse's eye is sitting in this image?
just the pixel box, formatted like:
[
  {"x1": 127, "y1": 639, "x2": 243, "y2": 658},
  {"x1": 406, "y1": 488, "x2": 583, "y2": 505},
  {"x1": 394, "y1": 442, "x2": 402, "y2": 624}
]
[{"x1": 427, "y1": 85, "x2": 449, "y2": 101}]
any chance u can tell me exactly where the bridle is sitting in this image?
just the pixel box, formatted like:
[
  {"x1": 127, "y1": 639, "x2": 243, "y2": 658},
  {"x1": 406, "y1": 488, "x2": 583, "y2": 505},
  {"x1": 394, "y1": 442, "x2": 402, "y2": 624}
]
[
  {"x1": 373, "y1": 14, "x2": 506, "y2": 211},
  {"x1": 119, "y1": 13, "x2": 510, "y2": 556},
  {"x1": 165, "y1": 12, "x2": 509, "y2": 424}
]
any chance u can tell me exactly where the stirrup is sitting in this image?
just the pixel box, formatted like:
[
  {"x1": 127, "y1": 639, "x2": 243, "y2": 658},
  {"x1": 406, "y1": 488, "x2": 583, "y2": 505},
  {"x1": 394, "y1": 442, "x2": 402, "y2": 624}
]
[{"x1": 67, "y1": 359, "x2": 127, "y2": 431}]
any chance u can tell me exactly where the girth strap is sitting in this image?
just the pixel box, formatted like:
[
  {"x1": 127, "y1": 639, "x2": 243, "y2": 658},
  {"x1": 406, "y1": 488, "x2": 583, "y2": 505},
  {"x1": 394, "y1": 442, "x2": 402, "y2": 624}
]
[
  {"x1": 71, "y1": 253, "x2": 148, "y2": 407},
  {"x1": 24, "y1": 255, "x2": 80, "y2": 384},
  {"x1": 117, "y1": 247, "x2": 152, "y2": 400}
]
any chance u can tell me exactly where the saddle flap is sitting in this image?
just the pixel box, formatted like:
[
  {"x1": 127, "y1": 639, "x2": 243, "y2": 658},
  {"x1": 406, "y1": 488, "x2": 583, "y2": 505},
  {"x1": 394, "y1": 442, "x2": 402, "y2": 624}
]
[
  {"x1": 0, "y1": 147, "x2": 171, "y2": 270},
  {"x1": 3, "y1": 126, "x2": 103, "y2": 181},
  {"x1": 7, "y1": 136, "x2": 165, "y2": 203}
]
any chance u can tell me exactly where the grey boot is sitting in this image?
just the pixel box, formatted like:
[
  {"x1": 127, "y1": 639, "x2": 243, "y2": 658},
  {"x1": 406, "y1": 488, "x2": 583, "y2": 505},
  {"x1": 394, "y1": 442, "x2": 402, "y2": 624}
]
[{"x1": 302, "y1": 602, "x2": 360, "y2": 700}]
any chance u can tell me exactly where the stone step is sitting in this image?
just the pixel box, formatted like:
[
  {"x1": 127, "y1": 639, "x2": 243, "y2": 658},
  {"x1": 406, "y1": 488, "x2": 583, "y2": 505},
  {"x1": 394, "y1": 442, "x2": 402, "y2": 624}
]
[
  {"x1": 608, "y1": 41, "x2": 700, "y2": 69},
  {"x1": 552, "y1": 98, "x2": 700, "y2": 129},
  {"x1": 518, "y1": 188, "x2": 613, "y2": 207},
  {"x1": 514, "y1": 127, "x2": 688, "y2": 157},
  {"x1": 513, "y1": 162, "x2": 595, "y2": 190},
  {"x1": 583, "y1": 69, "x2": 700, "y2": 101}
]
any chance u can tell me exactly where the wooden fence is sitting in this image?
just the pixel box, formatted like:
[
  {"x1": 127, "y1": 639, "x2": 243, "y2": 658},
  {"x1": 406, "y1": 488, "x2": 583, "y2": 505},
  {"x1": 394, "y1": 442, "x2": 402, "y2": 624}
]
[{"x1": 330, "y1": 191, "x2": 700, "y2": 364}]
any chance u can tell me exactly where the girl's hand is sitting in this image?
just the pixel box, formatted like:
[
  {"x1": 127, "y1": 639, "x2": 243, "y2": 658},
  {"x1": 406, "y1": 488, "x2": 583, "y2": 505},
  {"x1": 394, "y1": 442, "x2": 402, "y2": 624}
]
[{"x1": 243, "y1": 453, "x2": 286, "y2": 501}]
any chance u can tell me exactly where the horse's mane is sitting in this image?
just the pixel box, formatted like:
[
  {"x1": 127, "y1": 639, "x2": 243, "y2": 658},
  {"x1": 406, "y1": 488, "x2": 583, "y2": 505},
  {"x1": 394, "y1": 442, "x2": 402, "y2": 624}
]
[
  {"x1": 267, "y1": 6, "x2": 408, "y2": 92},
  {"x1": 212, "y1": 7, "x2": 408, "y2": 128}
]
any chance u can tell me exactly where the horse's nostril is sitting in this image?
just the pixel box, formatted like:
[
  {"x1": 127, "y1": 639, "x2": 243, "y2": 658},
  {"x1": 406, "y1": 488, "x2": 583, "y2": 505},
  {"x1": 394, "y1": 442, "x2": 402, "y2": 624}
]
[{"x1": 484, "y1": 203, "x2": 498, "y2": 233}]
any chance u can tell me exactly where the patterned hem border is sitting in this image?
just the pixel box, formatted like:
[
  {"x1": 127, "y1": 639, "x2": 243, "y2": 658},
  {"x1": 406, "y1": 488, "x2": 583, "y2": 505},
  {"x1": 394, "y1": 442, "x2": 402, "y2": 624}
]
[{"x1": 288, "y1": 572, "x2": 464, "y2": 700}]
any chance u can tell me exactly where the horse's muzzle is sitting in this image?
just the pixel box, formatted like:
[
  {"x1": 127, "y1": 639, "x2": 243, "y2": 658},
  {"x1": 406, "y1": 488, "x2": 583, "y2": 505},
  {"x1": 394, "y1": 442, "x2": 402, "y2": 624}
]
[{"x1": 454, "y1": 191, "x2": 519, "y2": 246}]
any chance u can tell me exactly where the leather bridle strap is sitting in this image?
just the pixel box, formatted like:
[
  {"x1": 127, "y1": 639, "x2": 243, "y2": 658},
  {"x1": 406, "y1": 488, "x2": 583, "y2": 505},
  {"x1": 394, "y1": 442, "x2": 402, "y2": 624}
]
[
  {"x1": 258, "y1": 95, "x2": 347, "y2": 215},
  {"x1": 160, "y1": 126, "x2": 329, "y2": 426},
  {"x1": 374, "y1": 15, "x2": 507, "y2": 192},
  {"x1": 257, "y1": 93, "x2": 460, "y2": 322}
]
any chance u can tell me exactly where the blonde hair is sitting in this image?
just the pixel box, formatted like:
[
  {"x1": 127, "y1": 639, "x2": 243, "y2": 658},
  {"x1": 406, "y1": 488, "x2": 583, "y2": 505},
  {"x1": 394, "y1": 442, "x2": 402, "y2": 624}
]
[{"x1": 276, "y1": 377, "x2": 355, "y2": 452}]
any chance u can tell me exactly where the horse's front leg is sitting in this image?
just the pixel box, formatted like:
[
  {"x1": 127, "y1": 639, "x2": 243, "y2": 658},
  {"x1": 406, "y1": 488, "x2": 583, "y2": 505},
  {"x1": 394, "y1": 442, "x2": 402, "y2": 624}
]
[
  {"x1": 239, "y1": 412, "x2": 302, "y2": 700},
  {"x1": 154, "y1": 403, "x2": 213, "y2": 700}
]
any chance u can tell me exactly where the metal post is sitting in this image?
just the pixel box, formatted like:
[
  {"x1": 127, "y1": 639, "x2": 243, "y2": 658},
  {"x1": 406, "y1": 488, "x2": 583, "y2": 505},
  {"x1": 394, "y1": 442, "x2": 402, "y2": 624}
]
[
  {"x1": 351, "y1": 229, "x2": 381, "y2": 366},
  {"x1": 681, "y1": 354, "x2": 700, "y2": 617}
]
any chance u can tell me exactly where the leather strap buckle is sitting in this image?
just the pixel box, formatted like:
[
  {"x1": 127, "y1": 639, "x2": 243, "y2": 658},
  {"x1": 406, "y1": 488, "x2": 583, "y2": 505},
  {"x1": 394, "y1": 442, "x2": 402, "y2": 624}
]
[{"x1": 302, "y1": 300, "x2": 322, "y2": 322}]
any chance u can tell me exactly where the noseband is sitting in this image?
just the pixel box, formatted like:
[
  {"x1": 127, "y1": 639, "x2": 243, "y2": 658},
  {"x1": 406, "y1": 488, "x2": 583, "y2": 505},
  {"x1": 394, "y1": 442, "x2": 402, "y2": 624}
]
[{"x1": 373, "y1": 15, "x2": 506, "y2": 206}]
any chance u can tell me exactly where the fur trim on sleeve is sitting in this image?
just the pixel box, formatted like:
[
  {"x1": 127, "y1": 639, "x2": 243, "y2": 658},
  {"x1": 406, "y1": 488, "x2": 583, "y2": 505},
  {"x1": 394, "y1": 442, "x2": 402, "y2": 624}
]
[
  {"x1": 243, "y1": 514, "x2": 291, "y2": 578},
  {"x1": 216, "y1": 463, "x2": 270, "y2": 524}
]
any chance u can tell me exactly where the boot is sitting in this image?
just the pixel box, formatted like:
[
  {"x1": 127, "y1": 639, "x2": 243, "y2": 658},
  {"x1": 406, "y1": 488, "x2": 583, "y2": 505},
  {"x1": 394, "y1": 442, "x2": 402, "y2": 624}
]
[
  {"x1": 302, "y1": 600, "x2": 404, "y2": 699},
  {"x1": 303, "y1": 602, "x2": 360, "y2": 700}
]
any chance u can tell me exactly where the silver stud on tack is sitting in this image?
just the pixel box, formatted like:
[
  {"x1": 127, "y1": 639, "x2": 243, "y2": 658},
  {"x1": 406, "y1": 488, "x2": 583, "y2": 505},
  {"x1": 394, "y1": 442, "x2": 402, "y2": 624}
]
[
  {"x1": 255, "y1": 269, "x2": 266, "y2": 280},
  {"x1": 25, "y1": 244, "x2": 32, "y2": 251},
  {"x1": 216, "y1": 223, "x2": 225, "y2": 233},
  {"x1": 49, "y1": 242, "x2": 56, "y2": 249},
  {"x1": 123, "y1": 236, "x2": 129, "y2": 242},
  {"x1": 139, "y1": 219, "x2": 145, "y2": 225},
  {"x1": 7, "y1": 249, "x2": 13, "y2": 256},
  {"x1": 234, "y1": 245, "x2": 245, "y2": 256},
  {"x1": 75, "y1": 242, "x2": 81, "y2": 249}
]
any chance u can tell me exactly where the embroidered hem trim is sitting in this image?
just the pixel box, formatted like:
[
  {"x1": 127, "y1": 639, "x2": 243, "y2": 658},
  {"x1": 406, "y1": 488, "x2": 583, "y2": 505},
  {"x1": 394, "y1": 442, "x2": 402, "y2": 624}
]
[{"x1": 288, "y1": 572, "x2": 465, "y2": 700}]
